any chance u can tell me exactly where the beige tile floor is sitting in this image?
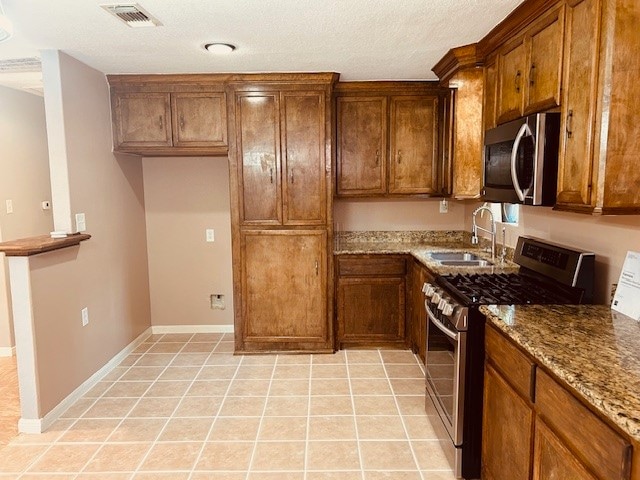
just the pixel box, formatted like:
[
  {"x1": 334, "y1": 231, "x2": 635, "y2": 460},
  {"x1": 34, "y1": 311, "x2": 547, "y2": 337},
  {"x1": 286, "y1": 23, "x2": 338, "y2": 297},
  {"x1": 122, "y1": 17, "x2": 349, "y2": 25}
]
[
  {"x1": 0, "y1": 356, "x2": 20, "y2": 448},
  {"x1": 0, "y1": 333, "x2": 455, "y2": 479}
]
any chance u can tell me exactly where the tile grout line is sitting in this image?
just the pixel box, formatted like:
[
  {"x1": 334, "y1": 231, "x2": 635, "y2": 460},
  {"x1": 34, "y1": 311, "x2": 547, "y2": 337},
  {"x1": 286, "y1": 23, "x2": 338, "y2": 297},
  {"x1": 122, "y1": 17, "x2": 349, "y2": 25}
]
[
  {"x1": 244, "y1": 354, "x2": 279, "y2": 479},
  {"x1": 377, "y1": 349, "x2": 426, "y2": 480},
  {"x1": 344, "y1": 349, "x2": 366, "y2": 480},
  {"x1": 74, "y1": 332, "x2": 200, "y2": 479},
  {"x1": 303, "y1": 354, "x2": 314, "y2": 480}
]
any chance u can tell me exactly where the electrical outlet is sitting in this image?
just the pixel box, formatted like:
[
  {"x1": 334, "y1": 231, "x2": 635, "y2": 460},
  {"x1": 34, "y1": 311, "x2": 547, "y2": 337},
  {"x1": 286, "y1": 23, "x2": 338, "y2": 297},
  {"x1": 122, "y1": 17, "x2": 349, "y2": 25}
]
[
  {"x1": 81, "y1": 307, "x2": 89, "y2": 327},
  {"x1": 206, "y1": 229, "x2": 215, "y2": 242},
  {"x1": 75, "y1": 213, "x2": 86, "y2": 232},
  {"x1": 439, "y1": 199, "x2": 449, "y2": 214},
  {"x1": 5, "y1": 199, "x2": 13, "y2": 214},
  {"x1": 210, "y1": 294, "x2": 225, "y2": 310}
]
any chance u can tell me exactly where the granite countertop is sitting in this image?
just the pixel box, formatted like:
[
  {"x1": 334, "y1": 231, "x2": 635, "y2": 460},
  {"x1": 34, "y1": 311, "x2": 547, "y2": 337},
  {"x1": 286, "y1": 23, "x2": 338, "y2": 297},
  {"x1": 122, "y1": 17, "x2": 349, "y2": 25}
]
[
  {"x1": 481, "y1": 304, "x2": 640, "y2": 442},
  {"x1": 334, "y1": 230, "x2": 519, "y2": 276}
]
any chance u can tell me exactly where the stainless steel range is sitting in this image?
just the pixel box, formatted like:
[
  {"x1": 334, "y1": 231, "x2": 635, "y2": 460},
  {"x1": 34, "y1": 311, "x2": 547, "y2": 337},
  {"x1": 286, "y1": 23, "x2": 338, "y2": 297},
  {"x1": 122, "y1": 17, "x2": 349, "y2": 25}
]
[{"x1": 423, "y1": 236, "x2": 595, "y2": 479}]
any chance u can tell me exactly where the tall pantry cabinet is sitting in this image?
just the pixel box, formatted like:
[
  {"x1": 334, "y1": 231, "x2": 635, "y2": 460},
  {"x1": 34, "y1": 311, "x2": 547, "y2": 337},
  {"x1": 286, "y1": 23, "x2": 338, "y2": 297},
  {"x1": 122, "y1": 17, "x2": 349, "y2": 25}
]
[{"x1": 227, "y1": 74, "x2": 338, "y2": 353}]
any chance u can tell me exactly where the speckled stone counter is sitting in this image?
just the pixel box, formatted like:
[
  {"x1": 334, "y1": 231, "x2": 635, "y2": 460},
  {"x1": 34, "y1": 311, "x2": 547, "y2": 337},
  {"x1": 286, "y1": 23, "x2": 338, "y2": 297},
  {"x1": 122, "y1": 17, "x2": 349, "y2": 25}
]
[
  {"x1": 335, "y1": 230, "x2": 519, "y2": 275},
  {"x1": 481, "y1": 304, "x2": 640, "y2": 442}
]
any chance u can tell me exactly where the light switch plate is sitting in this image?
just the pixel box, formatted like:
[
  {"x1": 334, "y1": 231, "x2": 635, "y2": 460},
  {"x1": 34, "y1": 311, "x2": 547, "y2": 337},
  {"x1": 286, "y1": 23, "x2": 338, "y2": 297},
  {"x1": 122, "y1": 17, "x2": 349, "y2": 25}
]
[
  {"x1": 5, "y1": 199, "x2": 13, "y2": 214},
  {"x1": 206, "y1": 229, "x2": 215, "y2": 242},
  {"x1": 75, "y1": 213, "x2": 86, "y2": 232}
]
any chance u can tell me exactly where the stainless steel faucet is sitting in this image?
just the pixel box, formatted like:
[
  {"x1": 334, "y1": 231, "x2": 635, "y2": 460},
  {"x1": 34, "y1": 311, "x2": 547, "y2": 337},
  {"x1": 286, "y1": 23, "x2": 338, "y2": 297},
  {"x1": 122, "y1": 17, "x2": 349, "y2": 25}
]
[{"x1": 471, "y1": 205, "x2": 496, "y2": 261}]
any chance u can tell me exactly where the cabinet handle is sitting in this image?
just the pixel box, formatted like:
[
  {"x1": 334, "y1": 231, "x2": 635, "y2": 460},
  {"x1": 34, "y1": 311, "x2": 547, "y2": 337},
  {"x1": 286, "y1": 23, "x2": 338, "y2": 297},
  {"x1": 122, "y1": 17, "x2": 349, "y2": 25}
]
[
  {"x1": 397, "y1": 150, "x2": 402, "y2": 164},
  {"x1": 315, "y1": 260, "x2": 319, "y2": 276},
  {"x1": 270, "y1": 167, "x2": 274, "y2": 184},
  {"x1": 566, "y1": 110, "x2": 574, "y2": 139},
  {"x1": 158, "y1": 115, "x2": 164, "y2": 130},
  {"x1": 515, "y1": 70, "x2": 522, "y2": 93},
  {"x1": 375, "y1": 150, "x2": 380, "y2": 166},
  {"x1": 290, "y1": 169, "x2": 294, "y2": 184},
  {"x1": 179, "y1": 115, "x2": 185, "y2": 130},
  {"x1": 529, "y1": 64, "x2": 536, "y2": 86}
]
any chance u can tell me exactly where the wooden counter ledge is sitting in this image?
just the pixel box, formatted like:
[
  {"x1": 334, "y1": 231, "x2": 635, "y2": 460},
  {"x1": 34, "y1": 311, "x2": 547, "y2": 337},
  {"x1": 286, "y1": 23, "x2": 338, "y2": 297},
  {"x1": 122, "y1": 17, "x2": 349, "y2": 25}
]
[{"x1": 0, "y1": 233, "x2": 91, "y2": 257}]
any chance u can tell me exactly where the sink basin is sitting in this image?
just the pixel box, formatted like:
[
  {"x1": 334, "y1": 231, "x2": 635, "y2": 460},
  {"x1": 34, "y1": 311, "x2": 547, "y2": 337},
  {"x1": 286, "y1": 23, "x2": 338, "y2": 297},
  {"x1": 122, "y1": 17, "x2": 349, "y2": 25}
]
[
  {"x1": 439, "y1": 259, "x2": 493, "y2": 267},
  {"x1": 429, "y1": 252, "x2": 483, "y2": 261}
]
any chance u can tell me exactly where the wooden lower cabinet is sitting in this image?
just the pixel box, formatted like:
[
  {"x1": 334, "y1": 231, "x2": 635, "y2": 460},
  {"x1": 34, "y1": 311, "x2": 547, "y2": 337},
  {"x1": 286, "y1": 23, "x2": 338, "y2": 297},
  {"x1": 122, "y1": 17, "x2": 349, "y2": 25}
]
[
  {"x1": 482, "y1": 363, "x2": 534, "y2": 480},
  {"x1": 483, "y1": 324, "x2": 633, "y2": 480},
  {"x1": 336, "y1": 255, "x2": 406, "y2": 348},
  {"x1": 409, "y1": 259, "x2": 433, "y2": 364},
  {"x1": 239, "y1": 229, "x2": 331, "y2": 352}
]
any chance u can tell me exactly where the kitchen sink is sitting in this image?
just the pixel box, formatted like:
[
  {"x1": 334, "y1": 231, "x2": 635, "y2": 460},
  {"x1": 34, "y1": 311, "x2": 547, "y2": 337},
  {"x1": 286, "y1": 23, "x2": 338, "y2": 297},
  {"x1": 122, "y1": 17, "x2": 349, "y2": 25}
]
[
  {"x1": 429, "y1": 252, "x2": 484, "y2": 262},
  {"x1": 439, "y1": 259, "x2": 493, "y2": 267}
]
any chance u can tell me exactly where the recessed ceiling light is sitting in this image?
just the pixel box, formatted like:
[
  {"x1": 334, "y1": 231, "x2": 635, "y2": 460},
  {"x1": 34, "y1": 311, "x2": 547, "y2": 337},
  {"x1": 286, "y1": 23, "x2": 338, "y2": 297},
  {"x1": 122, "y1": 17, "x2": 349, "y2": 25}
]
[{"x1": 204, "y1": 43, "x2": 236, "y2": 54}]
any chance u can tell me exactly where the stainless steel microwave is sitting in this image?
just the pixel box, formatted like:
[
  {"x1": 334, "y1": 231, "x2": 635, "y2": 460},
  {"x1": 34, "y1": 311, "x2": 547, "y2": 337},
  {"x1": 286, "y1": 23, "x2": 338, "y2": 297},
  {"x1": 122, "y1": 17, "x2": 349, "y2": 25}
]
[{"x1": 482, "y1": 112, "x2": 561, "y2": 206}]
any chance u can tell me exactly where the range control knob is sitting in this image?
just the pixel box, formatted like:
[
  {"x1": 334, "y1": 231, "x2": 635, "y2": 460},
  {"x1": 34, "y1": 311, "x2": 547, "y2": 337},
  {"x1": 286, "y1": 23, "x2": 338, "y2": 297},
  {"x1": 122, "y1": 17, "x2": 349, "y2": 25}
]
[
  {"x1": 431, "y1": 292, "x2": 442, "y2": 304},
  {"x1": 423, "y1": 283, "x2": 436, "y2": 297},
  {"x1": 437, "y1": 299, "x2": 449, "y2": 311},
  {"x1": 442, "y1": 304, "x2": 455, "y2": 317}
]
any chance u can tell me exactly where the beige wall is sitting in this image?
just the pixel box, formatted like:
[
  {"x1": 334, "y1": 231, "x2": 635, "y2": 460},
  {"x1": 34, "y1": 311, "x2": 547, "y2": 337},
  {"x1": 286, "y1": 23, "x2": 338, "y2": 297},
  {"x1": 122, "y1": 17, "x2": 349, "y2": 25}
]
[
  {"x1": 29, "y1": 51, "x2": 151, "y2": 415},
  {"x1": 0, "y1": 86, "x2": 54, "y2": 350},
  {"x1": 466, "y1": 202, "x2": 640, "y2": 305},
  {"x1": 143, "y1": 156, "x2": 234, "y2": 327},
  {"x1": 334, "y1": 198, "x2": 465, "y2": 231}
]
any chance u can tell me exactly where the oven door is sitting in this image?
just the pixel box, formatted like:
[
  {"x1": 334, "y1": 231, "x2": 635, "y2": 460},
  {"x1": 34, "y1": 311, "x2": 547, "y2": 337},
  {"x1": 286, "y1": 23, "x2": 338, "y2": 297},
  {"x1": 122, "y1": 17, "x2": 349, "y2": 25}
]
[{"x1": 425, "y1": 301, "x2": 466, "y2": 446}]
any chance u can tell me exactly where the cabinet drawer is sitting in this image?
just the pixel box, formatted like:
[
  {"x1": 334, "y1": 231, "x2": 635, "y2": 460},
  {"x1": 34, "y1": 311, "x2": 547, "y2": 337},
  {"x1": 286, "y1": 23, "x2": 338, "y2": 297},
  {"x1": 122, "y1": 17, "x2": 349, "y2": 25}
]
[
  {"x1": 536, "y1": 370, "x2": 632, "y2": 480},
  {"x1": 337, "y1": 256, "x2": 406, "y2": 277},
  {"x1": 485, "y1": 325, "x2": 535, "y2": 401}
]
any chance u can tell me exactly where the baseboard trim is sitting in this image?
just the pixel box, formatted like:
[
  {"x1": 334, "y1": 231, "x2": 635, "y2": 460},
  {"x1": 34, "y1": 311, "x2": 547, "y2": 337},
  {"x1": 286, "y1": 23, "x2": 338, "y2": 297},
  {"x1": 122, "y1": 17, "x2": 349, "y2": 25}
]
[
  {"x1": 151, "y1": 324, "x2": 234, "y2": 334},
  {"x1": 0, "y1": 345, "x2": 16, "y2": 357},
  {"x1": 19, "y1": 326, "x2": 153, "y2": 434}
]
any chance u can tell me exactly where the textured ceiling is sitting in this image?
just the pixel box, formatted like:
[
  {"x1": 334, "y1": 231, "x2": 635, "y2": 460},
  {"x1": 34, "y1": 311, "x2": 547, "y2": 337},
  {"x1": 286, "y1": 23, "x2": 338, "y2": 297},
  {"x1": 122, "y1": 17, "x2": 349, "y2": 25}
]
[{"x1": 0, "y1": 0, "x2": 523, "y2": 90}]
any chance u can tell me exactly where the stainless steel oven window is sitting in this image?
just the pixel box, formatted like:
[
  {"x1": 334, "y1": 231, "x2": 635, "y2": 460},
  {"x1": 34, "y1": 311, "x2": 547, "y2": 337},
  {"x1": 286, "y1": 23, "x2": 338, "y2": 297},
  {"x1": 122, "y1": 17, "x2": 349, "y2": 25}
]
[{"x1": 425, "y1": 301, "x2": 466, "y2": 446}]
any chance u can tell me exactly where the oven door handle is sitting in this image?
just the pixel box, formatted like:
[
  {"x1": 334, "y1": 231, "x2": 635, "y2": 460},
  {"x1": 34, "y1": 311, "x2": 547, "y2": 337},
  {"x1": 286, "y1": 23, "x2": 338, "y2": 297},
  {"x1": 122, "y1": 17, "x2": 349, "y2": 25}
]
[
  {"x1": 425, "y1": 301, "x2": 458, "y2": 341},
  {"x1": 510, "y1": 122, "x2": 531, "y2": 202}
]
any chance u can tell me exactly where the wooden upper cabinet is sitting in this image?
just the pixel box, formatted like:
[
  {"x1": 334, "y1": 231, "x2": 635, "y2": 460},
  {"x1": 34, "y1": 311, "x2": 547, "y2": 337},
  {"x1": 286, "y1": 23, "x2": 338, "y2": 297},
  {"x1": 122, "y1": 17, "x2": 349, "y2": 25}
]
[
  {"x1": 483, "y1": 55, "x2": 498, "y2": 132},
  {"x1": 524, "y1": 5, "x2": 565, "y2": 114},
  {"x1": 497, "y1": 38, "x2": 526, "y2": 124},
  {"x1": 171, "y1": 93, "x2": 227, "y2": 147},
  {"x1": 495, "y1": 6, "x2": 565, "y2": 125},
  {"x1": 388, "y1": 96, "x2": 439, "y2": 194},
  {"x1": 336, "y1": 96, "x2": 387, "y2": 196},
  {"x1": 236, "y1": 93, "x2": 281, "y2": 225},
  {"x1": 556, "y1": 0, "x2": 601, "y2": 210},
  {"x1": 236, "y1": 90, "x2": 328, "y2": 226},
  {"x1": 281, "y1": 92, "x2": 327, "y2": 225},
  {"x1": 113, "y1": 93, "x2": 172, "y2": 148},
  {"x1": 241, "y1": 230, "x2": 329, "y2": 349}
]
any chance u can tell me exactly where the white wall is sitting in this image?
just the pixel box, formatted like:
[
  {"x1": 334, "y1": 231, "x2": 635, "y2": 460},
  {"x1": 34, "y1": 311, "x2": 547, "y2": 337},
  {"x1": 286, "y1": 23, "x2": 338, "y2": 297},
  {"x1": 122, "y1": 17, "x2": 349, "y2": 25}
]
[
  {"x1": 0, "y1": 86, "x2": 53, "y2": 351},
  {"x1": 143, "y1": 156, "x2": 234, "y2": 327}
]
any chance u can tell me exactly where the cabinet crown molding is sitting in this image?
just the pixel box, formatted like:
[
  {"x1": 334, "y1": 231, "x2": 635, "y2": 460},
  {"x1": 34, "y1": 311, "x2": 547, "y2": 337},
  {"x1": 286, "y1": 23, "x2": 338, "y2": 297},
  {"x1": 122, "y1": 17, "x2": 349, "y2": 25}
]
[{"x1": 432, "y1": 44, "x2": 482, "y2": 85}]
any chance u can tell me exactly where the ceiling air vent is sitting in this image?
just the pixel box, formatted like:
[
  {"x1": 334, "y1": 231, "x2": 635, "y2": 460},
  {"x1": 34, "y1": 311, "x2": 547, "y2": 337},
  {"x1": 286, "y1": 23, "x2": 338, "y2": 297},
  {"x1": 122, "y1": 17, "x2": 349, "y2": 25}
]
[
  {"x1": 0, "y1": 57, "x2": 41, "y2": 73},
  {"x1": 100, "y1": 4, "x2": 162, "y2": 28}
]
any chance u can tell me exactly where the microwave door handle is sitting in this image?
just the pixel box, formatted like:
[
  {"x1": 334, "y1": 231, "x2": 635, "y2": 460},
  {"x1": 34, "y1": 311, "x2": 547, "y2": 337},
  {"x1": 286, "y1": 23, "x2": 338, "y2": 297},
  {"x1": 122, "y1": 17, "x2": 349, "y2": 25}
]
[{"x1": 510, "y1": 123, "x2": 531, "y2": 202}]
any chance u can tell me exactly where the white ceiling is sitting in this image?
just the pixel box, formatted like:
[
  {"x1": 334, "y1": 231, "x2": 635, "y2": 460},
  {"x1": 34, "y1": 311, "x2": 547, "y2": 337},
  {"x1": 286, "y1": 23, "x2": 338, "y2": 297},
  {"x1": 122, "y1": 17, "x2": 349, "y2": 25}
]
[{"x1": 0, "y1": 0, "x2": 523, "y2": 91}]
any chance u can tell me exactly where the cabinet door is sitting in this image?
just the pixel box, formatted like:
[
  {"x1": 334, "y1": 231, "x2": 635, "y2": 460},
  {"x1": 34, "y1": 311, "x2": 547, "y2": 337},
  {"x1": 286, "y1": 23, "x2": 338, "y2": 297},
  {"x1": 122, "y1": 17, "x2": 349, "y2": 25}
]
[
  {"x1": 388, "y1": 96, "x2": 439, "y2": 194},
  {"x1": 533, "y1": 421, "x2": 597, "y2": 480},
  {"x1": 482, "y1": 363, "x2": 533, "y2": 480},
  {"x1": 236, "y1": 93, "x2": 281, "y2": 225},
  {"x1": 337, "y1": 276, "x2": 405, "y2": 347},
  {"x1": 484, "y1": 56, "x2": 498, "y2": 132},
  {"x1": 556, "y1": 0, "x2": 601, "y2": 209},
  {"x1": 281, "y1": 92, "x2": 326, "y2": 225},
  {"x1": 496, "y1": 38, "x2": 526, "y2": 124},
  {"x1": 524, "y1": 5, "x2": 565, "y2": 115},
  {"x1": 242, "y1": 230, "x2": 327, "y2": 345},
  {"x1": 336, "y1": 97, "x2": 387, "y2": 196},
  {"x1": 113, "y1": 93, "x2": 172, "y2": 148},
  {"x1": 171, "y1": 93, "x2": 227, "y2": 147}
]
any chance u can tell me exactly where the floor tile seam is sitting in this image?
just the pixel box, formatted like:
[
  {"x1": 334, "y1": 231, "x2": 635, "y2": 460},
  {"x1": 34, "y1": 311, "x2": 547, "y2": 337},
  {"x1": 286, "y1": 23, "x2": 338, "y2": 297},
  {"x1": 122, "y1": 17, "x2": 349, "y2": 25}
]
[
  {"x1": 377, "y1": 349, "x2": 425, "y2": 480},
  {"x1": 344, "y1": 360, "x2": 366, "y2": 480},
  {"x1": 80, "y1": 339, "x2": 208, "y2": 477},
  {"x1": 244, "y1": 356, "x2": 281, "y2": 479},
  {"x1": 186, "y1": 352, "x2": 245, "y2": 480},
  {"x1": 302, "y1": 356, "x2": 313, "y2": 480}
]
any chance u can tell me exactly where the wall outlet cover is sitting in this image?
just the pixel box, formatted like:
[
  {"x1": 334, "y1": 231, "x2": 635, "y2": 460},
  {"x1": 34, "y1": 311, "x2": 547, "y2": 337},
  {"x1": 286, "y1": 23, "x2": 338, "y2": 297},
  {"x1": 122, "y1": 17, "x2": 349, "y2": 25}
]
[
  {"x1": 439, "y1": 199, "x2": 449, "y2": 214},
  {"x1": 81, "y1": 307, "x2": 89, "y2": 327},
  {"x1": 206, "y1": 229, "x2": 215, "y2": 242}
]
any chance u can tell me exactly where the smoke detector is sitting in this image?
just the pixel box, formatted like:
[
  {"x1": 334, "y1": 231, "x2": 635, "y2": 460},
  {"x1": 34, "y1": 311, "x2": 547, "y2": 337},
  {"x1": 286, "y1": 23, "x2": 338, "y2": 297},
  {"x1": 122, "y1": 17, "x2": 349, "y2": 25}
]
[{"x1": 100, "y1": 3, "x2": 162, "y2": 28}]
